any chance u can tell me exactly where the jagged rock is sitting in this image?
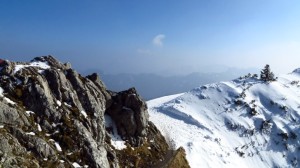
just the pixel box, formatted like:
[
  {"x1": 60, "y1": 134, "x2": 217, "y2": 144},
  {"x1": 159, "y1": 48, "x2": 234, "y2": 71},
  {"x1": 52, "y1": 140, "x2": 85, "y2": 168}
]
[
  {"x1": 0, "y1": 56, "x2": 189, "y2": 168},
  {"x1": 163, "y1": 147, "x2": 190, "y2": 168},
  {"x1": 32, "y1": 55, "x2": 66, "y2": 70},
  {"x1": 23, "y1": 75, "x2": 60, "y2": 121},
  {"x1": 74, "y1": 120, "x2": 109, "y2": 168},
  {"x1": 0, "y1": 132, "x2": 40, "y2": 167},
  {"x1": 107, "y1": 87, "x2": 149, "y2": 146},
  {"x1": 0, "y1": 101, "x2": 29, "y2": 126},
  {"x1": 0, "y1": 60, "x2": 13, "y2": 75}
]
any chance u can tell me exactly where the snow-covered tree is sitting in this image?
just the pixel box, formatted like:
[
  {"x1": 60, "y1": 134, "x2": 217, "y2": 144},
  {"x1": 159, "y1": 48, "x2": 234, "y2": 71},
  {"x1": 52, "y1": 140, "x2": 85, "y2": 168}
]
[{"x1": 260, "y1": 64, "x2": 275, "y2": 82}]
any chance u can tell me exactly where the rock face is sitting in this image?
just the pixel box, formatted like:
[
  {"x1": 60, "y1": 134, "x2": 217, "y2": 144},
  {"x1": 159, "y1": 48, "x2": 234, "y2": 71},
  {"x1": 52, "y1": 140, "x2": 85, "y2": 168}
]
[
  {"x1": 0, "y1": 56, "x2": 189, "y2": 168},
  {"x1": 107, "y1": 88, "x2": 149, "y2": 146}
]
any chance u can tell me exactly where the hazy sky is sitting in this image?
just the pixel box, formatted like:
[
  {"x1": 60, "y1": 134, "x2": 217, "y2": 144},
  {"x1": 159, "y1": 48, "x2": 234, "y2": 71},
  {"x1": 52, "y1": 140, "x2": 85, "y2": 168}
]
[{"x1": 1, "y1": 0, "x2": 300, "y2": 75}]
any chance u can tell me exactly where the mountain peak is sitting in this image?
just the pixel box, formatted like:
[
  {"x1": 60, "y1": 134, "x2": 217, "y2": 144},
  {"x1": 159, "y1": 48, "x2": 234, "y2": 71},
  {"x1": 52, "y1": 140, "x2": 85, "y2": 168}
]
[{"x1": 0, "y1": 56, "x2": 189, "y2": 168}]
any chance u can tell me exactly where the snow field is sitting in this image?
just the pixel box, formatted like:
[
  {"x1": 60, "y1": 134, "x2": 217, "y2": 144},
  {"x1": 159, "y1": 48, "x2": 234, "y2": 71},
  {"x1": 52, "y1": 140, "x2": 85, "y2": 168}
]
[{"x1": 148, "y1": 70, "x2": 300, "y2": 168}]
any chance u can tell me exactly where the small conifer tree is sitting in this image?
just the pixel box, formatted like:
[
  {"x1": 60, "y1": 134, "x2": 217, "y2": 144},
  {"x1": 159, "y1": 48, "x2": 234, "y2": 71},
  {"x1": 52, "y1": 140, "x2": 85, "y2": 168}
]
[{"x1": 260, "y1": 64, "x2": 275, "y2": 82}]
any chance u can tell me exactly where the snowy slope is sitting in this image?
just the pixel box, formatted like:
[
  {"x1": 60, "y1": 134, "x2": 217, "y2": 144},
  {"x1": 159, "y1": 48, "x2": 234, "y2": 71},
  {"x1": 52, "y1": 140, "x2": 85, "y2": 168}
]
[{"x1": 148, "y1": 70, "x2": 300, "y2": 168}]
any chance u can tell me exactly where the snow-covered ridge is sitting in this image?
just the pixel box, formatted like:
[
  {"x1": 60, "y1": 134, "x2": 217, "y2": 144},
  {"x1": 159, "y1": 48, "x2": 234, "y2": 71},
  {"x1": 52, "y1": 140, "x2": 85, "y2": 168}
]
[{"x1": 148, "y1": 69, "x2": 300, "y2": 168}]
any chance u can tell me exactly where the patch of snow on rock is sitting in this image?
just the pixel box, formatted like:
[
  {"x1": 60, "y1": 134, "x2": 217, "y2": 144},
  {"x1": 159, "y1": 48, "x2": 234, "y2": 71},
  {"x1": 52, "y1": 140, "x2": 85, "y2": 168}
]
[
  {"x1": 72, "y1": 162, "x2": 81, "y2": 168},
  {"x1": 37, "y1": 124, "x2": 42, "y2": 132},
  {"x1": 0, "y1": 87, "x2": 3, "y2": 96},
  {"x1": 26, "y1": 132, "x2": 35, "y2": 136},
  {"x1": 30, "y1": 61, "x2": 50, "y2": 69},
  {"x1": 55, "y1": 142, "x2": 62, "y2": 152},
  {"x1": 13, "y1": 64, "x2": 26, "y2": 74},
  {"x1": 81, "y1": 110, "x2": 88, "y2": 118},
  {"x1": 0, "y1": 88, "x2": 16, "y2": 105},
  {"x1": 25, "y1": 111, "x2": 35, "y2": 116},
  {"x1": 14, "y1": 61, "x2": 50, "y2": 74},
  {"x1": 104, "y1": 114, "x2": 127, "y2": 150},
  {"x1": 3, "y1": 97, "x2": 16, "y2": 105},
  {"x1": 56, "y1": 100, "x2": 62, "y2": 106},
  {"x1": 64, "y1": 102, "x2": 72, "y2": 108}
]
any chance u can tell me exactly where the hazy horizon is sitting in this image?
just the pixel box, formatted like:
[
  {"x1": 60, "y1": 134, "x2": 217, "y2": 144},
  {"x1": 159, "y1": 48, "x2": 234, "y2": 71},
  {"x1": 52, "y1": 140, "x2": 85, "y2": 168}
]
[{"x1": 1, "y1": 0, "x2": 300, "y2": 75}]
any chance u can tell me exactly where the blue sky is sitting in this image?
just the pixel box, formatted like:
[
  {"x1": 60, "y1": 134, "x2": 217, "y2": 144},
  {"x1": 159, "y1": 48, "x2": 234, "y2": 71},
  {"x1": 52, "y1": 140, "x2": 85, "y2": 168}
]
[{"x1": 1, "y1": 0, "x2": 300, "y2": 75}]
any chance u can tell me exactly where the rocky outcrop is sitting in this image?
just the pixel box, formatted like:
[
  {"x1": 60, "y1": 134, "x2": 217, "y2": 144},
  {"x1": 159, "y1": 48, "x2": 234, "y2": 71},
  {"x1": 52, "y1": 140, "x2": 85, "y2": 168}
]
[
  {"x1": 0, "y1": 56, "x2": 189, "y2": 168},
  {"x1": 107, "y1": 88, "x2": 149, "y2": 146},
  {"x1": 163, "y1": 147, "x2": 190, "y2": 168}
]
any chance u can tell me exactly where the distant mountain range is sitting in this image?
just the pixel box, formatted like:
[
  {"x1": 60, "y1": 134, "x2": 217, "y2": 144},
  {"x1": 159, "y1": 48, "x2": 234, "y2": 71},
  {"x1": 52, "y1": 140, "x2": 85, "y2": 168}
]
[{"x1": 98, "y1": 68, "x2": 258, "y2": 100}]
